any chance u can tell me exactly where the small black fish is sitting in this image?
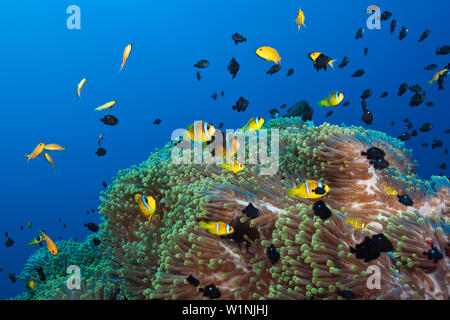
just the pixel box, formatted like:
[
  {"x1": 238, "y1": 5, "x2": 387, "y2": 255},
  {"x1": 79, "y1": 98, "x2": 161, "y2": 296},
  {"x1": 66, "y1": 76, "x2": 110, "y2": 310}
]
[
  {"x1": 242, "y1": 202, "x2": 260, "y2": 219},
  {"x1": 86, "y1": 210, "x2": 90, "y2": 215},
  {"x1": 325, "y1": 110, "x2": 333, "y2": 118},
  {"x1": 313, "y1": 200, "x2": 332, "y2": 219},
  {"x1": 84, "y1": 223, "x2": 99, "y2": 232},
  {"x1": 8, "y1": 273, "x2": 17, "y2": 283},
  {"x1": 352, "y1": 69, "x2": 365, "y2": 78},
  {"x1": 398, "y1": 132, "x2": 411, "y2": 141},
  {"x1": 93, "y1": 238, "x2": 101, "y2": 246},
  {"x1": 423, "y1": 247, "x2": 443, "y2": 263},
  {"x1": 196, "y1": 71, "x2": 201, "y2": 81},
  {"x1": 267, "y1": 244, "x2": 280, "y2": 264},
  {"x1": 446, "y1": 129, "x2": 450, "y2": 134},
  {"x1": 100, "y1": 115, "x2": 118, "y2": 126},
  {"x1": 5, "y1": 237, "x2": 14, "y2": 248},
  {"x1": 380, "y1": 92, "x2": 388, "y2": 98},
  {"x1": 410, "y1": 129, "x2": 418, "y2": 137},
  {"x1": 35, "y1": 267, "x2": 46, "y2": 281},
  {"x1": 286, "y1": 68, "x2": 294, "y2": 77},
  {"x1": 350, "y1": 237, "x2": 380, "y2": 262},
  {"x1": 102, "y1": 182, "x2": 107, "y2": 188},
  {"x1": 186, "y1": 274, "x2": 200, "y2": 287},
  {"x1": 268, "y1": 108, "x2": 279, "y2": 119},
  {"x1": 409, "y1": 93, "x2": 425, "y2": 107},
  {"x1": 370, "y1": 158, "x2": 390, "y2": 170},
  {"x1": 419, "y1": 123, "x2": 433, "y2": 132},
  {"x1": 439, "y1": 163, "x2": 447, "y2": 170},
  {"x1": 399, "y1": 27, "x2": 408, "y2": 40},
  {"x1": 409, "y1": 84, "x2": 422, "y2": 93},
  {"x1": 436, "y1": 45, "x2": 450, "y2": 55},
  {"x1": 153, "y1": 118, "x2": 162, "y2": 125},
  {"x1": 380, "y1": 11, "x2": 392, "y2": 21},
  {"x1": 266, "y1": 64, "x2": 281, "y2": 75},
  {"x1": 432, "y1": 139, "x2": 443, "y2": 149},
  {"x1": 227, "y1": 57, "x2": 240, "y2": 79},
  {"x1": 445, "y1": 149, "x2": 448, "y2": 155},
  {"x1": 58, "y1": 218, "x2": 62, "y2": 223},
  {"x1": 398, "y1": 83, "x2": 408, "y2": 96},
  {"x1": 339, "y1": 290, "x2": 355, "y2": 300},
  {"x1": 0, "y1": 268, "x2": 3, "y2": 272},
  {"x1": 406, "y1": 122, "x2": 413, "y2": 130},
  {"x1": 211, "y1": 93, "x2": 217, "y2": 100},
  {"x1": 424, "y1": 64, "x2": 437, "y2": 70},
  {"x1": 4, "y1": 232, "x2": 7, "y2": 238},
  {"x1": 422, "y1": 143, "x2": 429, "y2": 147},
  {"x1": 20, "y1": 226, "x2": 23, "y2": 231},
  {"x1": 342, "y1": 101, "x2": 350, "y2": 106},
  {"x1": 92, "y1": 209, "x2": 95, "y2": 213},
  {"x1": 193, "y1": 59, "x2": 209, "y2": 69},
  {"x1": 391, "y1": 121, "x2": 395, "y2": 126},
  {"x1": 361, "y1": 108, "x2": 373, "y2": 125},
  {"x1": 371, "y1": 234, "x2": 394, "y2": 253},
  {"x1": 338, "y1": 57, "x2": 349, "y2": 69},
  {"x1": 390, "y1": 20, "x2": 396, "y2": 34},
  {"x1": 313, "y1": 53, "x2": 333, "y2": 71},
  {"x1": 217, "y1": 122, "x2": 223, "y2": 129},
  {"x1": 232, "y1": 97, "x2": 249, "y2": 112},
  {"x1": 418, "y1": 30, "x2": 431, "y2": 42},
  {"x1": 355, "y1": 28, "x2": 364, "y2": 40},
  {"x1": 361, "y1": 147, "x2": 386, "y2": 160},
  {"x1": 438, "y1": 70, "x2": 448, "y2": 90},
  {"x1": 361, "y1": 89, "x2": 372, "y2": 99},
  {"x1": 231, "y1": 33, "x2": 247, "y2": 45},
  {"x1": 397, "y1": 194, "x2": 413, "y2": 206},
  {"x1": 403, "y1": 118, "x2": 410, "y2": 123},
  {"x1": 280, "y1": 104, "x2": 287, "y2": 109},
  {"x1": 199, "y1": 284, "x2": 221, "y2": 299},
  {"x1": 221, "y1": 91, "x2": 224, "y2": 96},
  {"x1": 95, "y1": 148, "x2": 106, "y2": 157},
  {"x1": 364, "y1": 47, "x2": 368, "y2": 56}
]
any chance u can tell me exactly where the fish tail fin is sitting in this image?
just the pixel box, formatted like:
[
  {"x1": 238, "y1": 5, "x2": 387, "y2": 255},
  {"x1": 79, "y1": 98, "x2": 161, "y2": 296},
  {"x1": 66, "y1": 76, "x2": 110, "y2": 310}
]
[
  {"x1": 318, "y1": 100, "x2": 325, "y2": 107},
  {"x1": 329, "y1": 59, "x2": 337, "y2": 69},
  {"x1": 303, "y1": 23, "x2": 307, "y2": 28},
  {"x1": 287, "y1": 188, "x2": 298, "y2": 197},
  {"x1": 199, "y1": 221, "x2": 209, "y2": 230}
]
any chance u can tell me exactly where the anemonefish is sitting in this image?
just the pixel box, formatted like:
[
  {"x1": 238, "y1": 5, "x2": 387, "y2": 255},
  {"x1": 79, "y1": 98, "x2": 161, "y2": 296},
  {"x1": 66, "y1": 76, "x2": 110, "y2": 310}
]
[
  {"x1": 29, "y1": 232, "x2": 57, "y2": 255},
  {"x1": 29, "y1": 280, "x2": 36, "y2": 290},
  {"x1": 95, "y1": 101, "x2": 116, "y2": 111},
  {"x1": 427, "y1": 68, "x2": 448, "y2": 86},
  {"x1": 135, "y1": 194, "x2": 156, "y2": 222},
  {"x1": 256, "y1": 47, "x2": 281, "y2": 64},
  {"x1": 309, "y1": 52, "x2": 337, "y2": 69},
  {"x1": 287, "y1": 180, "x2": 330, "y2": 199},
  {"x1": 384, "y1": 186, "x2": 398, "y2": 196},
  {"x1": 28, "y1": 234, "x2": 44, "y2": 246},
  {"x1": 318, "y1": 90, "x2": 344, "y2": 107},
  {"x1": 25, "y1": 143, "x2": 46, "y2": 162},
  {"x1": 44, "y1": 144, "x2": 65, "y2": 151},
  {"x1": 183, "y1": 121, "x2": 216, "y2": 143},
  {"x1": 242, "y1": 117, "x2": 264, "y2": 132},
  {"x1": 295, "y1": 8, "x2": 306, "y2": 31},
  {"x1": 221, "y1": 160, "x2": 245, "y2": 173},
  {"x1": 77, "y1": 78, "x2": 86, "y2": 99},
  {"x1": 345, "y1": 219, "x2": 368, "y2": 230},
  {"x1": 211, "y1": 132, "x2": 240, "y2": 158},
  {"x1": 199, "y1": 221, "x2": 234, "y2": 236},
  {"x1": 44, "y1": 153, "x2": 54, "y2": 168},
  {"x1": 119, "y1": 44, "x2": 132, "y2": 72}
]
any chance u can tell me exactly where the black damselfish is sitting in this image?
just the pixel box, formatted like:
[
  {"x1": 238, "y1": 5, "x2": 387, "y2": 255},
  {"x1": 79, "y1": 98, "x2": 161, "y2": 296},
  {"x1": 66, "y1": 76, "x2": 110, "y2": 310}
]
[
  {"x1": 370, "y1": 158, "x2": 390, "y2": 170},
  {"x1": 313, "y1": 200, "x2": 332, "y2": 219},
  {"x1": 397, "y1": 194, "x2": 413, "y2": 206},
  {"x1": 242, "y1": 202, "x2": 260, "y2": 219},
  {"x1": 267, "y1": 244, "x2": 280, "y2": 264},
  {"x1": 199, "y1": 284, "x2": 221, "y2": 299},
  {"x1": 423, "y1": 247, "x2": 443, "y2": 263},
  {"x1": 186, "y1": 274, "x2": 200, "y2": 287},
  {"x1": 84, "y1": 223, "x2": 99, "y2": 232},
  {"x1": 361, "y1": 147, "x2": 386, "y2": 160}
]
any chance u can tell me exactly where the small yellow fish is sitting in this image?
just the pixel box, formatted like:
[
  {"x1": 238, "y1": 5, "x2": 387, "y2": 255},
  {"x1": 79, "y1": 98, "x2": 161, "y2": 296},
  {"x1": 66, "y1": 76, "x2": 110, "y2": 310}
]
[
  {"x1": 242, "y1": 117, "x2": 264, "y2": 131},
  {"x1": 135, "y1": 194, "x2": 156, "y2": 222},
  {"x1": 27, "y1": 221, "x2": 32, "y2": 230},
  {"x1": 318, "y1": 90, "x2": 344, "y2": 107},
  {"x1": 44, "y1": 153, "x2": 54, "y2": 168},
  {"x1": 384, "y1": 186, "x2": 398, "y2": 196},
  {"x1": 427, "y1": 68, "x2": 447, "y2": 86},
  {"x1": 44, "y1": 144, "x2": 65, "y2": 151},
  {"x1": 40, "y1": 231, "x2": 58, "y2": 255},
  {"x1": 29, "y1": 280, "x2": 36, "y2": 290},
  {"x1": 199, "y1": 221, "x2": 234, "y2": 236},
  {"x1": 25, "y1": 143, "x2": 46, "y2": 162},
  {"x1": 287, "y1": 180, "x2": 329, "y2": 199},
  {"x1": 346, "y1": 219, "x2": 368, "y2": 230},
  {"x1": 119, "y1": 44, "x2": 132, "y2": 72},
  {"x1": 77, "y1": 78, "x2": 86, "y2": 99},
  {"x1": 295, "y1": 8, "x2": 306, "y2": 31},
  {"x1": 221, "y1": 161, "x2": 245, "y2": 173},
  {"x1": 256, "y1": 46, "x2": 281, "y2": 64},
  {"x1": 95, "y1": 101, "x2": 116, "y2": 111},
  {"x1": 183, "y1": 121, "x2": 216, "y2": 142}
]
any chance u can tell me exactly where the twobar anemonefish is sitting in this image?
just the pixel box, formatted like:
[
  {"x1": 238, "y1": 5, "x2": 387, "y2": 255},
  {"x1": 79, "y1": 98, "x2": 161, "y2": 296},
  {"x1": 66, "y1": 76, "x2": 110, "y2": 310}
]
[
  {"x1": 29, "y1": 280, "x2": 36, "y2": 290},
  {"x1": 77, "y1": 78, "x2": 86, "y2": 99},
  {"x1": 210, "y1": 131, "x2": 240, "y2": 158},
  {"x1": 183, "y1": 121, "x2": 216, "y2": 143},
  {"x1": 256, "y1": 47, "x2": 281, "y2": 64},
  {"x1": 295, "y1": 8, "x2": 306, "y2": 31},
  {"x1": 241, "y1": 117, "x2": 264, "y2": 132},
  {"x1": 221, "y1": 160, "x2": 245, "y2": 173},
  {"x1": 384, "y1": 186, "x2": 398, "y2": 196},
  {"x1": 135, "y1": 194, "x2": 156, "y2": 222},
  {"x1": 318, "y1": 90, "x2": 344, "y2": 107},
  {"x1": 199, "y1": 221, "x2": 234, "y2": 236},
  {"x1": 345, "y1": 219, "x2": 368, "y2": 230},
  {"x1": 119, "y1": 44, "x2": 132, "y2": 72},
  {"x1": 427, "y1": 68, "x2": 448, "y2": 86},
  {"x1": 287, "y1": 180, "x2": 330, "y2": 199},
  {"x1": 25, "y1": 143, "x2": 46, "y2": 162},
  {"x1": 95, "y1": 101, "x2": 116, "y2": 111}
]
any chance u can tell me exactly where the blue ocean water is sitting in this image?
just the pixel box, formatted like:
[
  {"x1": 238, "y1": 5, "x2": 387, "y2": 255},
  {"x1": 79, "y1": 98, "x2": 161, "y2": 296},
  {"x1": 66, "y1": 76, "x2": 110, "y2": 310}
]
[{"x1": 0, "y1": 0, "x2": 448, "y2": 299}]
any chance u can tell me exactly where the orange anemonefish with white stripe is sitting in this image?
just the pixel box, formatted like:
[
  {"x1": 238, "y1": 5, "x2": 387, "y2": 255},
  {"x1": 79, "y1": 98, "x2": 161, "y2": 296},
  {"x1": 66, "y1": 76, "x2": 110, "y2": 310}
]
[
  {"x1": 199, "y1": 221, "x2": 234, "y2": 236},
  {"x1": 183, "y1": 121, "x2": 216, "y2": 143},
  {"x1": 287, "y1": 180, "x2": 329, "y2": 199},
  {"x1": 135, "y1": 194, "x2": 156, "y2": 222}
]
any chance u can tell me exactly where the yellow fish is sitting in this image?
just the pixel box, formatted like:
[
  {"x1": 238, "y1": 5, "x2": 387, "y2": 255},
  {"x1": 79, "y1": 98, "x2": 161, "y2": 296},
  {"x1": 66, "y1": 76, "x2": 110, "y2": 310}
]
[
  {"x1": 25, "y1": 143, "x2": 46, "y2": 162},
  {"x1": 346, "y1": 219, "x2": 368, "y2": 230},
  {"x1": 199, "y1": 221, "x2": 234, "y2": 236},
  {"x1": 221, "y1": 161, "x2": 245, "y2": 173},
  {"x1": 183, "y1": 121, "x2": 216, "y2": 142},
  {"x1": 135, "y1": 194, "x2": 156, "y2": 222},
  {"x1": 119, "y1": 44, "x2": 132, "y2": 72},
  {"x1": 95, "y1": 101, "x2": 116, "y2": 111},
  {"x1": 287, "y1": 180, "x2": 329, "y2": 199},
  {"x1": 384, "y1": 186, "x2": 398, "y2": 196},
  {"x1": 77, "y1": 78, "x2": 86, "y2": 99},
  {"x1": 295, "y1": 8, "x2": 306, "y2": 31},
  {"x1": 427, "y1": 68, "x2": 447, "y2": 86},
  {"x1": 210, "y1": 132, "x2": 240, "y2": 158},
  {"x1": 309, "y1": 52, "x2": 337, "y2": 69},
  {"x1": 242, "y1": 117, "x2": 264, "y2": 131},
  {"x1": 318, "y1": 90, "x2": 344, "y2": 107},
  {"x1": 44, "y1": 144, "x2": 65, "y2": 151},
  {"x1": 27, "y1": 221, "x2": 32, "y2": 230},
  {"x1": 41, "y1": 231, "x2": 58, "y2": 255},
  {"x1": 29, "y1": 280, "x2": 36, "y2": 290},
  {"x1": 44, "y1": 153, "x2": 54, "y2": 168},
  {"x1": 256, "y1": 46, "x2": 281, "y2": 64}
]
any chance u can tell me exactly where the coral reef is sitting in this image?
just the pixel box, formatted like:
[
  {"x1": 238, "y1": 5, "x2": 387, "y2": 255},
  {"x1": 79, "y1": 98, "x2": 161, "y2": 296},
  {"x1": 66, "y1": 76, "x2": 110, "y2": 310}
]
[{"x1": 15, "y1": 117, "x2": 449, "y2": 299}]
